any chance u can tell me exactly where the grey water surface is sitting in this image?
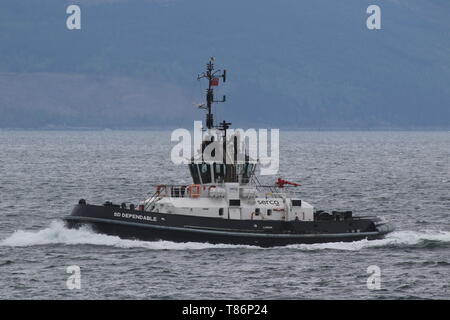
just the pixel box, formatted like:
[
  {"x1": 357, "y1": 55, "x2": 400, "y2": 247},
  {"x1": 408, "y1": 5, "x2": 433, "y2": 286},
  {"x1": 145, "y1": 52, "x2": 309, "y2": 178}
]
[{"x1": 0, "y1": 131, "x2": 449, "y2": 299}]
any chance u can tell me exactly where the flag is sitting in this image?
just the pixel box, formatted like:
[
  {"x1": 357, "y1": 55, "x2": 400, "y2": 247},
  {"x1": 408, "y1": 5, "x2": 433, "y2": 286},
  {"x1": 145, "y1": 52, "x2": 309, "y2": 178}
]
[{"x1": 211, "y1": 77, "x2": 219, "y2": 86}]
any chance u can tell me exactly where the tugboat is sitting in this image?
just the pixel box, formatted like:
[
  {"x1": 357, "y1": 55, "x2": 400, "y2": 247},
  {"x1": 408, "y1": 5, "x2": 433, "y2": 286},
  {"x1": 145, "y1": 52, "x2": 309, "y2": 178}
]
[{"x1": 64, "y1": 58, "x2": 394, "y2": 247}]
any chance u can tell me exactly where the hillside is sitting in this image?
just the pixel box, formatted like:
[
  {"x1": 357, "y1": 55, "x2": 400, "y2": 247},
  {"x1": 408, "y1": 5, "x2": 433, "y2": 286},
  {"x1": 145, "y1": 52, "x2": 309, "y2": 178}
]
[{"x1": 0, "y1": 0, "x2": 449, "y2": 129}]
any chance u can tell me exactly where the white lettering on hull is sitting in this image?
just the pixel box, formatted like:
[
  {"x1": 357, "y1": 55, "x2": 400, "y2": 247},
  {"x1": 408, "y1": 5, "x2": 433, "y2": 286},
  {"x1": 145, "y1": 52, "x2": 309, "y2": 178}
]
[{"x1": 113, "y1": 212, "x2": 158, "y2": 222}]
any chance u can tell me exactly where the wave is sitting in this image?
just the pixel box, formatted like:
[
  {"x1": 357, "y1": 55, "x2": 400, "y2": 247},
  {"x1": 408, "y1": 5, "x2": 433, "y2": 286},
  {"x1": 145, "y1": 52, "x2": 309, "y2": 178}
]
[
  {"x1": 285, "y1": 230, "x2": 450, "y2": 251},
  {"x1": 1, "y1": 220, "x2": 450, "y2": 251},
  {"x1": 0, "y1": 221, "x2": 258, "y2": 250}
]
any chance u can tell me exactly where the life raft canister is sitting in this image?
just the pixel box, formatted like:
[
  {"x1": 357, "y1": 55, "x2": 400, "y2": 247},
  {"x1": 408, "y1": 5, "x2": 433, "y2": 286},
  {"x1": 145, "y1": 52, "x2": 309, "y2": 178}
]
[{"x1": 187, "y1": 184, "x2": 201, "y2": 198}]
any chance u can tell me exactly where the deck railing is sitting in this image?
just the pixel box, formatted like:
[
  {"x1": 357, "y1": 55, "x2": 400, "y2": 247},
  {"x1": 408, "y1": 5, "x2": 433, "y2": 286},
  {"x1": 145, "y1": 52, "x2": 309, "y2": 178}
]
[{"x1": 148, "y1": 184, "x2": 302, "y2": 199}]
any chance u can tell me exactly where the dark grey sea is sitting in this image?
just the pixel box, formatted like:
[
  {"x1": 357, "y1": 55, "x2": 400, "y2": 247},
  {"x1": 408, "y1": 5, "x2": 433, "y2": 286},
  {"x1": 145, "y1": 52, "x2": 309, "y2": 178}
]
[{"x1": 0, "y1": 131, "x2": 449, "y2": 299}]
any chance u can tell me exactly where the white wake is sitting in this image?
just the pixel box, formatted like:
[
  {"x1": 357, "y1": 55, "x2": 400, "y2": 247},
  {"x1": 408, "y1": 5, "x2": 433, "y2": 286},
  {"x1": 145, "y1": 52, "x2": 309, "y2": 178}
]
[
  {"x1": 285, "y1": 230, "x2": 450, "y2": 251},
  {"x1": 1, "y1": 220, "x2": 449, "y2": 251},
  {"x1": 0, "y1": 221, "x2": 258, "y2": 250}
]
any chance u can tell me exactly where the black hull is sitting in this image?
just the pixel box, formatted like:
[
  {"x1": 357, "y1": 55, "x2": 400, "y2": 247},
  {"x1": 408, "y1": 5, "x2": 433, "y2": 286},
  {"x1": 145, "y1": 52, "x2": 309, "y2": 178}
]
[{"x1": 64, "y1": 204, "x2": 394, "y2": 247}]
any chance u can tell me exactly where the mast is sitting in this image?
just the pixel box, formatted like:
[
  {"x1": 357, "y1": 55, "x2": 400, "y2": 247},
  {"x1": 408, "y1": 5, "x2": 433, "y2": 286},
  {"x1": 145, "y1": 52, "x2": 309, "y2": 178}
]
[
  {"x1": 197, "y1": 57, "x2": 227, "y2": 129},
  {"x1": 192, "y1": 58, "x2": 254, "y2": 184}
]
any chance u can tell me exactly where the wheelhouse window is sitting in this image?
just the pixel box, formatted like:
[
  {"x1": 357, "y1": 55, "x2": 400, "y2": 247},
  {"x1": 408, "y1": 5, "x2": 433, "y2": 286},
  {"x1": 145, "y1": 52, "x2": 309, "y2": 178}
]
[
  {"x1": 189, "y1": 163, "x2": 201, "y2": 184},
  {"x1": 191, "y1": 162, "x2": 252, "y2": 184},
  {"x1": 243, "y1": 163, "x2": 254, "y2": 183},
  {"x1": 199, "y1": 163, "x2": 212, "y2": 184},
  {"x1": 213, "y1": 163, "x2": 225, "y2": 183},
  {"x1": 189, "y1": 162, "x2": 212, "y2": 184}
]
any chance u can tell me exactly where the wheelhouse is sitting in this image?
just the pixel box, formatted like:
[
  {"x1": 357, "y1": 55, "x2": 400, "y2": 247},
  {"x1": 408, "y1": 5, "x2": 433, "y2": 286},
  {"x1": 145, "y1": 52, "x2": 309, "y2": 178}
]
[{"x1": 188, "y1": 162, "x2": 257, "y2": 184}]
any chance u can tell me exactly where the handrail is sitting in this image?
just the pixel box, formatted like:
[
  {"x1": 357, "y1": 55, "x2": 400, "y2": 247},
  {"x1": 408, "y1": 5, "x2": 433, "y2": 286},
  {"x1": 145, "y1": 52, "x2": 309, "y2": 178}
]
[{"x1": 146, "y1": 184, "x2": 301, "y2": 200}]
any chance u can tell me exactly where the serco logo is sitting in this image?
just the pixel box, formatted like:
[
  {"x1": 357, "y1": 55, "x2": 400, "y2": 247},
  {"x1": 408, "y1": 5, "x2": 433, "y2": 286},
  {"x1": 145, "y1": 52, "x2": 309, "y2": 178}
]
[{"x1": 256, "y1": 200, "x2": 280, "y2": 206}]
